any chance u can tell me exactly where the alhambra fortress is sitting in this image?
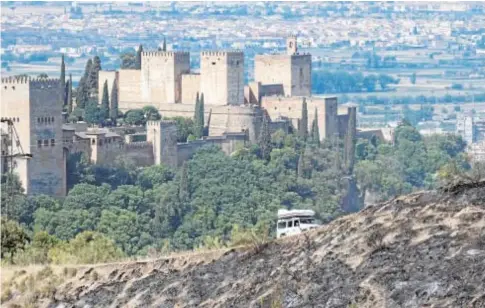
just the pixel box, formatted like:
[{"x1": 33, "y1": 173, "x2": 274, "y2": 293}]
[{"x1": 1, "y1": 36, "x2": 356, "y2": 197}]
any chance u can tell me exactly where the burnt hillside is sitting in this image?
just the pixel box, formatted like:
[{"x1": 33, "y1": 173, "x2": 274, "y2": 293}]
[{"x1": 6, "y1": 182, "x2": 485, "y2": 308}]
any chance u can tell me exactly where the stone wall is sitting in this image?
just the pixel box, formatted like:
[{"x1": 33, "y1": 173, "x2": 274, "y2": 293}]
[
  {"x1": 123, "y1": 141, "x2": 154, "y2": 166},
  {"x1": 118, "y1": 69, "x2": 143, "y2": 110},
  {"x1": 147, "y1": 120, "x2": 178, "y2": 167},
  {"x1": 261, "y1": 96, "x2": 339, "y2": 141},
  {"x1": 254, "y1": 55, "x2": 292, "y2": 96},
  {"x1": 98, "y1": 71, "x2": 118, "y2": 105},
  {"x1": 181, "y1": 74, "x2": 201, "y2": 104}
]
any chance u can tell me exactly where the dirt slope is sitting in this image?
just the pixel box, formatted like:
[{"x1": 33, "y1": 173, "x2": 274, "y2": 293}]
[{"x1": 6, "y1": 183, "x2": 485, "y2": 308}]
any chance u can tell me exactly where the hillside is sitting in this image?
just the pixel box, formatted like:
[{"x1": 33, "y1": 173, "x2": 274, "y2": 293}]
[{"x1": 3, "y1": 182, "x2": 485, "y2": 308}]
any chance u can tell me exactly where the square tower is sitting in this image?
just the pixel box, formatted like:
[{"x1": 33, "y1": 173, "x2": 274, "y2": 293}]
[
  {"x1": 254, "y1": 36, "x2": 311, "y2": 97},
  {"x1": 1, "y1": 77, "x2": 65, "y2": 197},
  {"x1": 141, "y1": 51, "x2": 190, "y2": 106},
  {"x1": 200, "y1": 51, "x2": 244, "y2": 106},
  {"x1": 146, "y1": 120, "x2": 178, "y2": 167}
]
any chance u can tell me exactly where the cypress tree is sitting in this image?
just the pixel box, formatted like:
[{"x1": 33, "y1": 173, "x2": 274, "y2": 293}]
[
  {"x1": 299, "y1": 98, "x2": 308, "y2": 141},
  {"x1": 194, "y1": 92, "x2": 200, "y2": 135},
  {"x1": 162, "y1": 37, "x2": 167, "y2": 51},
  {"x1": 311, "y1": 108, "x2": 320, "y2": 146},
  {"x1": 179, "y1": 161, "x2": 189, "y2": 202},
  {"x1": 344, "y1": 107, "x2": 357, "y2": 174},
  {"x1": 258, "y1": 112, "x2": 272, "y2": 161},
  {"x1": 101, "y1": 80, "x2": 110, "y2": 119},
  {"x1": 195, "y1": 93, "x2": 205, "y2": 138},
  {"x1": 110, "y1": 80, "x2": 118, "y2": 125},
  {"x1": 76, "y1": 59, "x2": 92, "y2": 108},
  {"x1": 67, "y1": 74, "x2": 73, "y2": 114},
  {"x1": 297, "y1": 151, "x2": 305, "y2": 178},
  {"x1": 135, "y1": 44, "x2": 143, "y2": 69},
  {"x1": 86, "y1": 56, "x2": 102, "y2": 98},
  {"x1": 60, "y1": 54, "x2": 66, "y2": 105}
]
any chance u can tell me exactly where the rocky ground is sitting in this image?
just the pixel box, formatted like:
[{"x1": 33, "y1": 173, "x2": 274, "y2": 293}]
[{"x1": 3, "y1": 182, "x2": 485, "y2": 308}]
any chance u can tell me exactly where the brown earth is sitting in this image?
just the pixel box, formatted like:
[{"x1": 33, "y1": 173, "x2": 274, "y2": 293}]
[{"x1": 3, "y1": 182, "x2": 485, "y2": 308}]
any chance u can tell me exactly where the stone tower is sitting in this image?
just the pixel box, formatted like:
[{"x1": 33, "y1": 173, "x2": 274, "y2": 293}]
[
  {"x1": 254, "y1": 36, "x2": 311, "y2": 97},
  {"x1": 141, "y1": 51, "x2": 190, "y2": 106},
  {"x1": 200, "y1": 51, "x2": 244, "y2": 106},
  {"x1": 287, "y1": 35, "x2": 298, "y2": 55},
  {"x1": 0, "y1": 77, "x2": 65, "y2": 196},
  {"x1": 146, "y1": 120, "x2": 178, "y2": 167}
]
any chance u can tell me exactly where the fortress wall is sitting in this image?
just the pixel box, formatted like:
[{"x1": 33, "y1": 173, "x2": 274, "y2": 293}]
[
  {"x1": 98, "y1": 71, "x2": 118, "y2": 104},
  {"x1": 290, "y1": 54, "x2": 312, "y2": 97},
  {"x1": 118, "y1": 69, "x2": 143, "y2": 109},
  {"x1": 123, "y1": 142, "x2": 154, "y2": 166},
  {"x1": 261, "y1": 96, "x2": 339, "y2": 141},
  {"x1": 176, "y1": 140, "x2": 208, "y2": 166},
  {"x1": 337, "y1": 106, "x2": 357, "y2": 138},
  {"x1": 254, "y1": 55, "x2": 292, "y2": 96},
  {"x1": 181, "y1": 74, "x2": 201, "y2": 104}
]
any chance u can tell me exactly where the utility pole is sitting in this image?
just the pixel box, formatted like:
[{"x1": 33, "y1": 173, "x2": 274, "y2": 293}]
[{"x1": 1, "y1": 118, "x2": 32, "y2": 218}]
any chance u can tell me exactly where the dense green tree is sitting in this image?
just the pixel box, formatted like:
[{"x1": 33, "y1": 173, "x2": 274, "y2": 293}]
[
  {"x1": 110, "y1": 80, "x2": 119, "y2": 124},
  {"x1": 84, "y1": 99, "x2": 104, "y2": 125},
  {"x1": 142, "y1": 105, "x2": 161, "y2": 121},
  {"x1": 164, "y1": 116, "x2": 195, "y2": 142},
  {"x1": 135, "y1": 44, "x2": 143, "y2": 70},
  {"x1": 1, "y1": 217, "x2": 30, "y2": 261},
  {"x1": 258, "y1": 113, "x2": 272, "y2": 161},
  {"x1": 179, "y1": 162, "x2": 189, "y2": 202},
  {"x1": 299, "y1": 98, "x2": 308, "y2": 141},
  {"x1": 124, "y1": 109, "x2": 146, "y2": 126},
  {"x1": 38, "y1": 73, "x2": 48, "y2": 79},
  {"x1": 48, "y1": 231, "x2": 124, "y2": 264},
  {"x1": 101, "y1": 80, "x2": 110, "y2": 119}
]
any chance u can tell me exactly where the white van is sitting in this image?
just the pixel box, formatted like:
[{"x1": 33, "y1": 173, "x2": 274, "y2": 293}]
[{"x1": 276, "y1": 209, "x2": 320, "y2": 238}]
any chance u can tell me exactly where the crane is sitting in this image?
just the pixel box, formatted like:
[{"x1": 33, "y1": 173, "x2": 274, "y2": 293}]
[{"x1": 1, "y1": 118, "x2": 32, "y2": 218}]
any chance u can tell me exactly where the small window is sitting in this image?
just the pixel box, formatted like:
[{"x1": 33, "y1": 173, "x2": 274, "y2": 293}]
[
  {"x1": 4, "y1": 86, "x2": 6, "y2": 89},
  {"x1": 288, "y1": 221, "x2": 293, "y2": 228},
  {"x1": 99, "y1": 140, "x2": 103, "y2": 146},
  {"x1": 278, "y1": 221, "x2": 286, "y2": 229},
  {"x1": 92, "y1": 139, "x2": 95, "y2": 145},
  {"x1": 51, "y1": 139, "x2": 55, "y2": 146},
  {"x1": 12, "y1": 86, "x2": 15, "y2": 90},
  {"x1": 51, "y1": 117, "x2": 54, "y2": 122},
  {"x1": 294, "y1": 220, "x2": 300, "y2": 227},
  {"x1": 17, "y1": 117, "x2": 19, "y2": 122},
  {"x1": 37, "y1": 140, "x2": 42, "y2": 148},
  {"x1": 212, "y1": 62, "x2": 216, "y2": 65},
  {"x1": 43, "y1": 139, "x2": 48, "y2": 146}
]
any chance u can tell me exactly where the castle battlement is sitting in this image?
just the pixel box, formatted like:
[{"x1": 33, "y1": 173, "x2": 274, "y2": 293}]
[
  {"x1": 201, "y1": 51, "x2": 243, "y2": 57},
  {"x1": 146, "y1": 120, "x2": 177, "y2": 127},
  {"x1": 142, "y1": 51, "x2": 190, "y2": 58},
  {"x1": 1, "y1": 76, "x2": 30, "y2": 84},
  {"x1": 1, "y1": 77, "x2": 60, "y2": 91}
]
